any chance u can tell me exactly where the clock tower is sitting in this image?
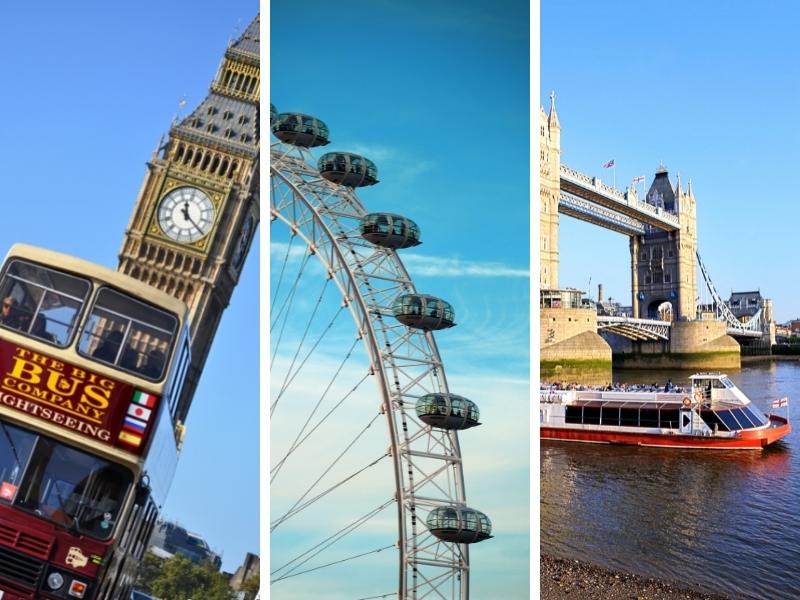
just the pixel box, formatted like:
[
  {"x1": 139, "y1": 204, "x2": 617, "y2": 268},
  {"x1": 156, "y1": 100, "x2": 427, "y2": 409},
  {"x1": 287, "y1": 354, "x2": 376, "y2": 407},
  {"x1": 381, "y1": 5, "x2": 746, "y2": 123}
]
[{"x1": 118, "y1": 15, "x2": 260, "y2": 426}]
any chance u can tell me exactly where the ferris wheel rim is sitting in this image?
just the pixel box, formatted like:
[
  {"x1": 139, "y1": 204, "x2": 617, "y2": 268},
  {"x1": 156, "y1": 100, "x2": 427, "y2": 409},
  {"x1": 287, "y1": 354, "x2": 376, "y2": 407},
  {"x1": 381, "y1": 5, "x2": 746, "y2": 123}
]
[{"x1": 269, "y1": 140, "x2": 471, "y2": 600}]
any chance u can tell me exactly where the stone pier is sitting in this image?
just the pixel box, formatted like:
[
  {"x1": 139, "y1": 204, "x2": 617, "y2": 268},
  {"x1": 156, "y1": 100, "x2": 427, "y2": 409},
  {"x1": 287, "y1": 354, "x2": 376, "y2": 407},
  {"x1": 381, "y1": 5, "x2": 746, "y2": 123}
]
[
  {"x1": 541, "y1": 307, "x2": 612, "y2": 384},
  {"x1": 606, "y1": 320, "x2": 740, "y2": 370}
]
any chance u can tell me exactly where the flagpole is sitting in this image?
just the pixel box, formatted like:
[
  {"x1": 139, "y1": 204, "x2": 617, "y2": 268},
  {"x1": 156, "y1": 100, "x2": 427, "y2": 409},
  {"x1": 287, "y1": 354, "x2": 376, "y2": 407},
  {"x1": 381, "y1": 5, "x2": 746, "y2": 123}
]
[{"x1": 613, "y1": 163, "x2": 616, "y2": 189}]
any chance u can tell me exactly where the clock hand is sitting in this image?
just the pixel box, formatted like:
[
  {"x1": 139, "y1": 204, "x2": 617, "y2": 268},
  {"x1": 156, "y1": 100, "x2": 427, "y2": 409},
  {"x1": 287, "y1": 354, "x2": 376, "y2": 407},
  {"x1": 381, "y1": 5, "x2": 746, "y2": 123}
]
[
  {"x1": 180, "y1": 202, "x2": 203, "y2": 233},
  {"x1": 186, "y1": 213, "x2": 204, "y2": 233}
]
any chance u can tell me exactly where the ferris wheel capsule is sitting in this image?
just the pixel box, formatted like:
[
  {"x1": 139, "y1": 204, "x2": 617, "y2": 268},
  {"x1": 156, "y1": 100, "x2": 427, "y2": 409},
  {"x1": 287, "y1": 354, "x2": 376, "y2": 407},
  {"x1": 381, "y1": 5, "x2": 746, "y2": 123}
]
[
  {"x1": 392, "y1": 294, "x2": 455, "y2": 330},
  {"x1": 272, "y1": 112, "x2": 330, "y2": 147},
  {"x1": 360, "y1": 213, "x2": 421, "y2": 249},
  {"x1": 426, "y1": 506, "x2": 492, "y2": 544},
  {"x1": 416, "y1": 393, "x2": 481, "y2": 430},
  {"x1": 318, "y1": 152, "x2": 379, "y2": 187}
]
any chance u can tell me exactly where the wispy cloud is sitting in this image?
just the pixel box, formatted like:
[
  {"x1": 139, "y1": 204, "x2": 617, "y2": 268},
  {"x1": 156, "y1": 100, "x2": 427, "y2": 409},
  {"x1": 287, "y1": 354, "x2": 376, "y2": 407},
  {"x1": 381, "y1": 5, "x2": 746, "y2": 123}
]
[
  {"x1": 346, "y1": 143, "x2": 397, "y2": 162},
  {"x1": 402, "y1": 252, "x2": 529, "y2": 278},
  {"x1": 270, "y1": 243, "x2": 529, "y2": 279}
]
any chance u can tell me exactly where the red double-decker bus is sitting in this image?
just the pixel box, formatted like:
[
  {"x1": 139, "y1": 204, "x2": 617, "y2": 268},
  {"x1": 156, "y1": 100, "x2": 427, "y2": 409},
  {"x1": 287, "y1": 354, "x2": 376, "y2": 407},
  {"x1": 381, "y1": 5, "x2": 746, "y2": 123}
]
[{"x1": 0, "y1": 244, "x2": 191, "y2": 599}]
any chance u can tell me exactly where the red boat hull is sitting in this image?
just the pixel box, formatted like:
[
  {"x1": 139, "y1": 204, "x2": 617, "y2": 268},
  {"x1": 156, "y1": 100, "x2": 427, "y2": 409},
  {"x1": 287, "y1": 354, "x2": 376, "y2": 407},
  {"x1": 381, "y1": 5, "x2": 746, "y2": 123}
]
[{"x1": 541, "y1": 415, "x2": 791, "y2": 450}]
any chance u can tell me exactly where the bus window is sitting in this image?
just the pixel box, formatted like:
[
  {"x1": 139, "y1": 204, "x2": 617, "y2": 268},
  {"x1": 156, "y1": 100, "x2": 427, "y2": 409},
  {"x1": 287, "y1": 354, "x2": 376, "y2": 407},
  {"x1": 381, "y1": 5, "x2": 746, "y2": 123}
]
[
  {"x1": 0, "y1": 421, "x2": 37, "y2": 501},
  {"x1": 0, "y1": 259, "x2": 91, "y2": 346},
  {"x1": 14, "y1": 435, "x2": 133, "y2": 540},
  {"x1": 78, "y1": 287, "x2": 178, "y2": 380}
]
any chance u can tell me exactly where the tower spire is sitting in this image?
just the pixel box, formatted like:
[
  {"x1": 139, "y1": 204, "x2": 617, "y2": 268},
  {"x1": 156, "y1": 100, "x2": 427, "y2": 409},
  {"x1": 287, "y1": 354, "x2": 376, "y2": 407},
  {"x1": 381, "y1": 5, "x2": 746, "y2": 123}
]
[{"x1": 548, "y1": 90, "x2": 560, "y2": 129}]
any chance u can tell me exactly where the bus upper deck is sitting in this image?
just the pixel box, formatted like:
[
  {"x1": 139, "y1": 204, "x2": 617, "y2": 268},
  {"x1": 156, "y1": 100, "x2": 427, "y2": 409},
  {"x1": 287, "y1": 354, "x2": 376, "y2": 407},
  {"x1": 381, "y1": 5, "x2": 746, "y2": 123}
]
[{"x1": 0, "y1": 244, "x2": 189, "y2": 458}]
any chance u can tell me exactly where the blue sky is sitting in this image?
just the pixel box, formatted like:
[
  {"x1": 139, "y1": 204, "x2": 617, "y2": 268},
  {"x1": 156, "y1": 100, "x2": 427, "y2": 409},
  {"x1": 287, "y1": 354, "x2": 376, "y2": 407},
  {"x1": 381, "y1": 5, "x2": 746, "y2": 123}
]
[
  {"x1": 270, "y1": 0, "x2": 530, "y2": 598},
  {"x1": 0, "y1": 2, "x2": 258, "y2": 572},
  {"x1": 542, "y1": 0, "x2": 800, "y2": 323}
]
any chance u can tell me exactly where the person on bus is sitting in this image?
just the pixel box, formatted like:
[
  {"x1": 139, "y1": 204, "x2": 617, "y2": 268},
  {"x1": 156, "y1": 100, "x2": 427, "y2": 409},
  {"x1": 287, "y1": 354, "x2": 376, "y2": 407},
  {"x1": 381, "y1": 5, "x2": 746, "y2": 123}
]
[
  {"x1": 31, "y1": 314, "x2": 55, "y2": 343},
  {"x1": 0, "y1": 295, "x2": 20, "y2": 328},
  {"x1": 142, "y1": 348, "x2": 166, "y2": 378},
  {"x1": 93, "y1": 330, "x2": 124, "y2": 364},
  {"x1": 120, "y1": 345, "x2": 140, "y2": 371}
]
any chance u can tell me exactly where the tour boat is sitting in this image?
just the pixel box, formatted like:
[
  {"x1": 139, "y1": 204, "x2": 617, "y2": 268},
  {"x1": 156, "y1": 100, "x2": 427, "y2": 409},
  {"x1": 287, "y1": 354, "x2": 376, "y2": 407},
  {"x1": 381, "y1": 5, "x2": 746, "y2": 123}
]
[{"x1": 540, "y1": 373, "x2": 790, "y2": 449}]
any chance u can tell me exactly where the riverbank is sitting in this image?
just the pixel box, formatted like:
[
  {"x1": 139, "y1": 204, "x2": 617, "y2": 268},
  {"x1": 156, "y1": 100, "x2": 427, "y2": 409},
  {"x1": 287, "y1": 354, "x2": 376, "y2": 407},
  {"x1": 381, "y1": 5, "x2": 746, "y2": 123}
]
[
  {"x1": 742, "y1": 354, "x2": 800, "y2": 363},
  {"x1": 540, "y1": 555, "x2": 734, "y2": 600}
]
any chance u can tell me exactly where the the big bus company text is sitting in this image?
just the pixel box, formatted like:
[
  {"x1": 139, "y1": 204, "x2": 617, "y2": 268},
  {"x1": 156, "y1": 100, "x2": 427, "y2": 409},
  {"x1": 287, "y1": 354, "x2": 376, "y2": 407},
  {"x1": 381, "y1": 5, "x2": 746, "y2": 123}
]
[{"x1": 0, "y1": 245, "x2": 190, "y2": 599}]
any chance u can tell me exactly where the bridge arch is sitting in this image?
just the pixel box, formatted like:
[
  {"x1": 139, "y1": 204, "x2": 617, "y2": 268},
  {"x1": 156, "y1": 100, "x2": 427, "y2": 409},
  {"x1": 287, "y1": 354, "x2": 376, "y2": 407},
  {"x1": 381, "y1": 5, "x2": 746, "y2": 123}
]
[{"x1": 646, "y1": 299, "x2": 673, "y2": 320}]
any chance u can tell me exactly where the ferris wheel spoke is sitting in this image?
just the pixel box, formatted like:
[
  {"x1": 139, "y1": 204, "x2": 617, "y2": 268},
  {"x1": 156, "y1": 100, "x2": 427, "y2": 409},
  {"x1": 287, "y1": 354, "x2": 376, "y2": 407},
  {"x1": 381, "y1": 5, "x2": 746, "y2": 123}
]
[
  {"x1": 272, "y1": 544, "x2": 397, "y2": 584},
  {"x1": 269, "y1": 244, "x2": 308, "y2": 333},
  {"x1": 271, "y1": 337, "x2": 362, "y2": 482},
  {"x1": 273, "y1": 275, "x2": 332, "y2": 389},
  {"x1": 271, "y1": 498, "x2": 395, "y2": 580},
  {"x1": 271, "y1": 304, "x2": 347, "y2": 412},
  {"x1": 273, "y1": 412, "x2": 386, "y2": 530},
  {"x1": 270, "y1": 233, "x2": 296, "y2": 306},
  {"x1": 272, "y1": 369, "x2": 371, "y2": 460},
  {"x1": 269, "y1": 248, "x2": 311, "y2": 334},
  {"x1": 271, "y1": 449, "x2": 389, "y2": 532}
]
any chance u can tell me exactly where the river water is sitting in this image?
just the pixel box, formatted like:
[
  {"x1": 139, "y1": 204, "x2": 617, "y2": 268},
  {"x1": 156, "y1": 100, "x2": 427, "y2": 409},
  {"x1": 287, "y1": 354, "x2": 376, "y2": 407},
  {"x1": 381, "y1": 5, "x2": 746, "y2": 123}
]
[{"x1": 540, "y1": 360, "x2": 800, "y2": 600}]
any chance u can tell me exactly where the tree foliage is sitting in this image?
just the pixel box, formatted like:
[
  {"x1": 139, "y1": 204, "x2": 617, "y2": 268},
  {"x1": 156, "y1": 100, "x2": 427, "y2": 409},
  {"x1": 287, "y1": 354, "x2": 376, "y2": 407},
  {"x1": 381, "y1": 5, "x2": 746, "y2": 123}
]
[
  {"x1": 240, "y1": 575, "x2": 260, "y2": 599},
  {"x1": 136, "y1": 552, "x2": 233, "y2": 600}
]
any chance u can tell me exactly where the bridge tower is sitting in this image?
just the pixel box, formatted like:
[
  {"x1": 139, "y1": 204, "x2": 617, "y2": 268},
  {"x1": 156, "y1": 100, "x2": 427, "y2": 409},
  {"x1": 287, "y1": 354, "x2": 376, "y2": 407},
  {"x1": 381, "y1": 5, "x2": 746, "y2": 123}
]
[
  {"x1": 540, "y1": 92, "x2": 560, "y2": 290},
  {"x1": 117, "y1": 15, "x2": 260, "y2": 425},
  {"x1": 631, "y1": 166, "x2": 697, "y2": 320}
]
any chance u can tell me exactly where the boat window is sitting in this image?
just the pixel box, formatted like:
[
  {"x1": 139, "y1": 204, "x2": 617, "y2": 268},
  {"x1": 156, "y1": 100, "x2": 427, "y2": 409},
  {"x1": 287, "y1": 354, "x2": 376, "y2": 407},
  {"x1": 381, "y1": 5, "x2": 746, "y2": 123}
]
[
  {"x1": 721, "y1": 377, "x2": 735, "y2": 389},
  {"x1": 640, "y1": 409, "x2": 659, "y2": 427},
  {"x1": 0, "y1": 259, "x2": 91, "y2": 347},
  {"x1": 701, "y1": 410, "x2": 729, "y2": 432},
  {"x1": 731, "y1": 408, "x2": 755, "y2": 429},
  {"x1": 659, "y1": 409, "x2": 680, "y2": 429},
  {"x1": 601, "y1": 407, "x2": 619, "y2": 426},
  {"x1": 583, "y1": 407, "x2": 600, "y2": 425},
  {"x1": 77, "y1": 287, "x2": 177, "y2": 381},
  {"x1": 717, "y1": 409, "x2": 741, "y2": 431},
  {"x1": 565, "y1": 406, "x2": 582, "y2": 424},
  {"x1": 620, "y1": 408, "x2": 639, "y2": 426},
  {"x1": 742, "y1": 405, "x2": 768, "y2": 427}
]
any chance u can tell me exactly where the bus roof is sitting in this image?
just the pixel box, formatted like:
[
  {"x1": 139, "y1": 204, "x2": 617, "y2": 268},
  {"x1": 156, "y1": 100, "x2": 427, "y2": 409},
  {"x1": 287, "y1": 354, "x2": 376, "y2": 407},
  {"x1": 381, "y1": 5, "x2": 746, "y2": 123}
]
[{"x1": 5, "y1": 244, "x2": 188, "y2": 319}]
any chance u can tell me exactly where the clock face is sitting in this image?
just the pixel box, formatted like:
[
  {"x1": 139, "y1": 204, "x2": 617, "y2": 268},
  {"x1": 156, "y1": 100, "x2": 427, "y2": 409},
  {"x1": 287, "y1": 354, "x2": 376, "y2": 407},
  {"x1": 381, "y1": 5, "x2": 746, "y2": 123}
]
[{"x1": 157, "y1": 187, "x2": 215, "y2": 243}]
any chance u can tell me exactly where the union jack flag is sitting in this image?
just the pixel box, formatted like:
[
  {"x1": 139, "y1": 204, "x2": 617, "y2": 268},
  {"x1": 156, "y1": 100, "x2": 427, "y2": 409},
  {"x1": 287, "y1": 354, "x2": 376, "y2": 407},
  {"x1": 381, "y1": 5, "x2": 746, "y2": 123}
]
[
  {"x1": 602, "y1": 159, "x2": 615, "y2": 169},
  {"x1": 772, "y1": 397, "x2": 789, "y2": 408}
]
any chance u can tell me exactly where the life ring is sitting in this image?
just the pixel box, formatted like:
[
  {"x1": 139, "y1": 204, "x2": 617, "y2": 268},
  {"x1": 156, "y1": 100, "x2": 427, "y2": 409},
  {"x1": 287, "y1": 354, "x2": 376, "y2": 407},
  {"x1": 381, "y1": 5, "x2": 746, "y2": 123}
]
[{"x1": 682, "y1": 396, "x2": 692, "y2": 407}]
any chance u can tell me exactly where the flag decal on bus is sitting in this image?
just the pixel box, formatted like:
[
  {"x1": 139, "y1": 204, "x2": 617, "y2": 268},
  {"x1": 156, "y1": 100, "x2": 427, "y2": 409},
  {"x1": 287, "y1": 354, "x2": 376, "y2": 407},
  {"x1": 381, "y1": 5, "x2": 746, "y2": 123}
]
[
  {"x1": 132, "y1": 390, "x2": 156, "y2": 408},
  {"x1": 128, "y1": 404, "x2": 152, "y2": 421},
  {"x1": 123, "y1": 416, "x2": 147, "y2": 433},
  {"x1": 118, "y1": 431, "x2": 142, "y2": 447}
]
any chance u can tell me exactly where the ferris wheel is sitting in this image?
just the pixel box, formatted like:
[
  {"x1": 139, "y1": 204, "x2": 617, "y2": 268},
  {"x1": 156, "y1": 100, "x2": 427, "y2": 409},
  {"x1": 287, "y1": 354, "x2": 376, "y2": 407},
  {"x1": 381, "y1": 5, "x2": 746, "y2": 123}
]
[{"x1": 269, "y1": 107, "x2": 492, "y2": 600}]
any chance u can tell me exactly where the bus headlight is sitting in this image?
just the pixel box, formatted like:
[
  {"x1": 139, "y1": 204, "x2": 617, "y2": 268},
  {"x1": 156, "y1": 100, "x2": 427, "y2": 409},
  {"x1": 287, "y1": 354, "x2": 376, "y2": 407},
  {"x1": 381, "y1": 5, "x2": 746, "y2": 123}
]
[
  {"x1": 68, "y1": 579, "x2": 87, "y2": 598},
  {"x1": 46, "y1": 571, "x2": 65, "y2": 590}
]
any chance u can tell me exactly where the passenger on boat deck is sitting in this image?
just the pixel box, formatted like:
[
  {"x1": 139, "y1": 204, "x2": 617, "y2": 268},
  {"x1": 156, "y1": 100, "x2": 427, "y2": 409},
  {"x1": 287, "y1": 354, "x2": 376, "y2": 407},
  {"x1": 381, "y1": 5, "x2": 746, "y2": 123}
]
[{"x1": 540, "y1": 381, "x2": 689, "y2": 394}]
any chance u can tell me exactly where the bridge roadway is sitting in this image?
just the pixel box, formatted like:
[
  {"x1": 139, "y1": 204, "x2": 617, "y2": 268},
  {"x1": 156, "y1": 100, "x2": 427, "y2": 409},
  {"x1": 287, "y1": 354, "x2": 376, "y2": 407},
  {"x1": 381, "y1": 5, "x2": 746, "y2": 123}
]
[
  {"x1": 597, "y1": 315, "x2": 762, "y2": 340},
  {"x1": 560, "y1": 165, "x2": 681, "y2": 233}
]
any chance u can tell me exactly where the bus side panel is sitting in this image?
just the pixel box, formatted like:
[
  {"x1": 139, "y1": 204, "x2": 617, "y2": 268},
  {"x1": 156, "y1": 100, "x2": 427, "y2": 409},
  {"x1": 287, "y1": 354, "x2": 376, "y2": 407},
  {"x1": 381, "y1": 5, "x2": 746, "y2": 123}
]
[{"x1": 141, "y1": 396, "x2": 180, "y2": 509}]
